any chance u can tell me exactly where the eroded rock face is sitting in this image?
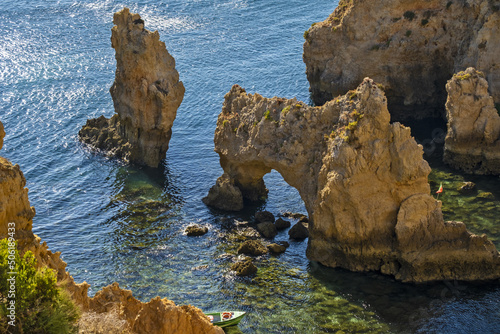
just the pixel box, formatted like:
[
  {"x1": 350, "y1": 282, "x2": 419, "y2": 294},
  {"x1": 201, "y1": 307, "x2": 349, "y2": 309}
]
[
  {"x1": 206, "y1": 79, "x2": 500, "y2": 282},
  {"x1": 444, "y1": 67, "x2": 500, "y2": 174},
  {"x1": 79, "y1": 8, "x2": 185, "y2": 167},
  {"x1": 0, "y1": 121, "x2": 222, "y2": 334},
  {"x1": 303, "y1": 0, "x2": 500, "y2": 120}
]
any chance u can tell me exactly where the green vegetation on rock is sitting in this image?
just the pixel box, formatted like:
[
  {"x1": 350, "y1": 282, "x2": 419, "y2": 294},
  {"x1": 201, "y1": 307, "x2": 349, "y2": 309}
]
[{"x1": 0, "y1": 239, "x2": 80, "y2": 333}]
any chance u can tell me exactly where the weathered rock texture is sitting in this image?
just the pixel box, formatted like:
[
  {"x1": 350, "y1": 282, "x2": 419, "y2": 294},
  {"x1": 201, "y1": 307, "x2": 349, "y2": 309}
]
[
  {"x1": 0, "y1": 121, "x2": 222, "y2": 334},
  {"x1": 206, "y1": 79, "x2": 500, "y2": 282},
  {"x1": 79, "y1": 8, "x2": 184, "y2": 167},
  {"x1": 303, "y1": 0, "x2": 500, "y2": 120},
  {"x1": 444, "y1": 67, "x2": 500, "y2": 174}
]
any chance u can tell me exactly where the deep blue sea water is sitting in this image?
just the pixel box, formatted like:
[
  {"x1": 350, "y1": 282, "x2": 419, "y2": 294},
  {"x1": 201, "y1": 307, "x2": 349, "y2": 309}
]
[{"x1": 1, "y1": 1, "x2": 499, "y2": 333}]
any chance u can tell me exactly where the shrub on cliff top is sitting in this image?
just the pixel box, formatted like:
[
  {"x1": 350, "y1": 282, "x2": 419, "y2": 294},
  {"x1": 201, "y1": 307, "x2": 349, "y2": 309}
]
[{"x1": 0, "y1": 239, "x2": 80, "y2": 333}]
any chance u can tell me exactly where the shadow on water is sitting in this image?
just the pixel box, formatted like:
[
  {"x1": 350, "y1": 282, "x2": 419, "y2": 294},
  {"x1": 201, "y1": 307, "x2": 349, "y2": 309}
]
[{"x1": 399, "y1": 117, "x2": 500, "y2": 248}]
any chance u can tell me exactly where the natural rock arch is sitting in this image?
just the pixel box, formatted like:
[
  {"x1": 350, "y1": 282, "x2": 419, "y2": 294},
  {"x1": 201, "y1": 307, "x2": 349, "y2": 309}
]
[{"x1": 205, "y1": 79, "x2": 500, "y2": 282}]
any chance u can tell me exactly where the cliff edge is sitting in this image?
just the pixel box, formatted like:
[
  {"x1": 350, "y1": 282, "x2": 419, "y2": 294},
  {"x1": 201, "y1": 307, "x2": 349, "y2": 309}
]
[
  {"x1": 79, "y1": 8, "x2": 185, "y2": 167},
  {"x1": 205, "y1": 79, "x2": 500, "y2": 282},
  {"x1": 303, "y1": 0, "x2": 500, "y2": 121}
]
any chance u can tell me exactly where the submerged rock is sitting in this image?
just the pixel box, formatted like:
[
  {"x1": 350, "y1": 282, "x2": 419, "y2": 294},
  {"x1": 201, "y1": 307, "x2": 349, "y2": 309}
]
[
  {"x1": 477, "y1": 192, "x2": 495, "y2": 200},
  {"x1": 79, "y1": 8, "x2": 185, "y2": 167},
  {"x1": 288, "y1": 222, "x2": 309, "y2": 240},
  {"x1": 444, "y1": 68, "x2": 500, "y2": 175},
  {"x1": 231, "y1": 257, "x2": 258, "y2": 276},
  {"x1": 457, "y1": 182, "x2": 477, "y2": 195},
  {"x1": 267, "y1": 243, "x2": 287, "y2": 254},
  {"x1": 185, "y1": 224, "x2": 208, "y2": 236},
  {"x1": 256, "y1": 221, "x2": 278, "y2": 239},
  {"x1": 255, "y1": 210, "x2": 275, "y2": 223},
  {"x1": 303, "y1": 0, "x2": 500, "y2": 121},
  {"x1": 205, "y1": 79, "x2": 500, "y2": 282},
  {"x1": 237, "y1": 240, "x2": 268, "y2": 256}
]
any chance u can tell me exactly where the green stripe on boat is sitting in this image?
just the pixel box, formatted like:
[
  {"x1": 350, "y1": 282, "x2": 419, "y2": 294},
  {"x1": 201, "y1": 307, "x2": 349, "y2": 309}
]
[{"x1": 205, "y1": 311, "x2": 246, "y2": 328}]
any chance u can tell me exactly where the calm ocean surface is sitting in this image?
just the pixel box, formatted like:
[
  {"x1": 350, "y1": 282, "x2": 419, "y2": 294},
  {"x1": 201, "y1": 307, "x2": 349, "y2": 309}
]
[{"x1": 1, "y1": 0, "x2": 499, "y2": 333}]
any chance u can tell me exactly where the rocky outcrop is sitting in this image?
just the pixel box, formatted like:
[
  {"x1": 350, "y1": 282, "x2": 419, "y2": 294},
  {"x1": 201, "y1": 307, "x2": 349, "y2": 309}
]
[
  {"x1": 303, "y1": 0, "x2": 500, "y2": 121},
  {"x1": 206, "y1": 79, "x2": 500, "y2": 282},
  {"x1": 444, "y1": 67, "x2": 500, "y2": 174},
  {"x1": 79, "y1": 8, "x2": 184, "y2": 167},
  {"x1": 0, "y1": 121, "x2": 222, "y2": 334}
]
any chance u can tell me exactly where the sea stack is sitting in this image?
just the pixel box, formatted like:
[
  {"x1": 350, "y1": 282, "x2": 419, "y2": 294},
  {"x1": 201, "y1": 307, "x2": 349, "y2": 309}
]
[
  {"x1": 79, "y1": 8, "x2": 185, "y2": 167},
  {"x1": 205, "y1": 79, "x2": 500, "y2": 282},
  {"x1": 444, "y1": 67, "x2": 500, "y2": 174},
  {"x1": 303, "y1": 0, "x2": 500, "y2": 121}
]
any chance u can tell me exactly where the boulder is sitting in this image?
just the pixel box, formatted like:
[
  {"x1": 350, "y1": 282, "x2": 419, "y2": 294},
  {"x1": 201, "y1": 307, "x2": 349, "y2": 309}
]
[
  {"x1": 267, "y1": 243, "x2": 287, "y2": 254},
  {"x1": 256, "y1": 221, "x2": 278, "y2": 239},
  {"x1": 255, "y1": 211, "x2": 275, "y2": 223},
  {"x1": 288, "y1": 222, "x2": 309, "y2": 240},
  {"x1": 202, "y1": 174, "x2": 243, "y2": 211},
  {"x1": 185, "y1": 224, "x2": 208, "y2": 236},
  {"x1": 237, "y1": 240, "x2": 268, "y2": 256},
  {"x1": 275, "y1": 218, "x2": 291, "y2": 230},
  {"x1": 79, "y1": 8, "x2": 185, "y2": 167}
]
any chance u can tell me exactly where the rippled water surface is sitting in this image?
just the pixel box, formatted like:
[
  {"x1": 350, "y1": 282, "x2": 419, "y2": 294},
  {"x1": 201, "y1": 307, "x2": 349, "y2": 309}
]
[{"x1": 1, "y1": 1, "x2": 499, "y2": 333}]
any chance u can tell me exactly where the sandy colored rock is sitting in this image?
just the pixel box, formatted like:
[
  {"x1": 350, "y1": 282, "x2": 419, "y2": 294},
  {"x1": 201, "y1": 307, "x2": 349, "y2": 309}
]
[
  {"x1": 0, "y1": 120, "x2": 222, "y2": 334},
  {"x1": 202, "y1": 173, "x2": 243, "y2": 211},
  {"x1": 237, "y1": 240, "x2": 268, "y2": 256},
  {"x1": 444, "y1": 68, "x2": 500, "y2": 174},
  {"x1": 206, "y1": 79, "x2": 500, "y2": 282},
  {"x1": 275, "y1": 218, "x2": 291, "y2": 230},
  {"x1": 256, "y1": 221, "x2": 278, "y2": 239},
  {"x1": 255, "y1": 210, "x2": 275, "y2": 223},
  {"x1": 303, "y1": 0, "x2": 500, "y2": 121},
  {"x1": 79, "y1": 8, "x2": 184, "y2": 167}
]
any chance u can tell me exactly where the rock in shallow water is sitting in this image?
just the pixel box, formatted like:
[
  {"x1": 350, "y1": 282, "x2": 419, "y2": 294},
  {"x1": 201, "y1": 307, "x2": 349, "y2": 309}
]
[
  {"x1": 185, "y1": 224, "x2": 208, "y2": 236},
  {"x1": 267, "y1": 243, "x2": 287, "y2": 254},
  {"x1": 275, "y1": 218, "x2": 291, "y2": 230},
  {"x1": 237, "y1": 240, "x2": 268, "y2": 256},
  {"x1": 288, "y1": 222, "x2": 309, "y2": 240},
  {"x1": 231, "y1": 257, "x2": 257, "y2": 276},
  {"x1": 205, "y1": 78, "x2": 500, "y2": 282},
  {"x1": 255, "y1": 210, "x2": 275, "y2": 223},
  {"x1": 256, "y1": 221, "x2": 278, "y2": 239}
]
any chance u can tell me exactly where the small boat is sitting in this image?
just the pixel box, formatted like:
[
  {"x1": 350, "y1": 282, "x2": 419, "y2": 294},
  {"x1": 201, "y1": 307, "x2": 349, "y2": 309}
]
[{"x1": 205, "y1": 311, "x2": 246, "y2": 328}]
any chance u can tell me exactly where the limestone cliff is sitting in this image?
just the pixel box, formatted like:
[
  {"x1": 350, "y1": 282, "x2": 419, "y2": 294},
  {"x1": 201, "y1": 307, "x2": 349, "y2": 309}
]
[
  {"x1": 206, "y1": 79, "x2": 500, "y2": 282},
  {"x1": 79, "y1": 8, "x2": 185, "y2": 167},
  {"x1": 444, "y1": 67, "x2": 500, "y2": 174},
  {"x1": 0, "y1": 121, "x2": 222, "y2": 334},
  {"x1": 303, "y1": 0, "x2": 500, "y2": 121}
]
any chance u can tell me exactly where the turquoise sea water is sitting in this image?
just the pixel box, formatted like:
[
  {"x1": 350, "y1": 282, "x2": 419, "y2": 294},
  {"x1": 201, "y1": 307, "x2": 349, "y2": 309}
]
[{"x1": 1, "y1": 1, "x2": 499, "y2": 333}]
